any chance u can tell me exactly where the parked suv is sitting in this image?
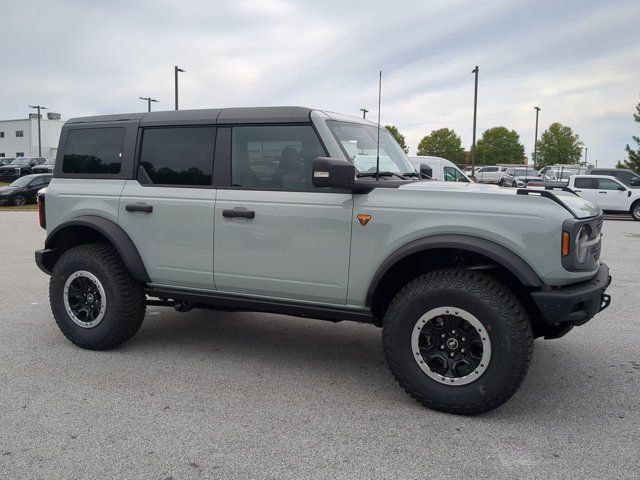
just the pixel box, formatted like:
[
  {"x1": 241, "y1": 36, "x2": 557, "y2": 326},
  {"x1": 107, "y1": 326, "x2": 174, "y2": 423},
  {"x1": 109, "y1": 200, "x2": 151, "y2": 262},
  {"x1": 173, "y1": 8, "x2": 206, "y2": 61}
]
[
  {"x1": 588, "y1": 168, "x2": 640, "y2": 188},
  {"x1": 0, "y1": 157, "x2": 46, "y2": 182},
  {"x1": 474, "y1": 165, "x2": 507, "y2": 184},
  {"x1": 35, "y1": 107, "x2": 611, "y2": 415},
  {"x1": 569, "y1": 175, "x2": 640, "y2": 220}
]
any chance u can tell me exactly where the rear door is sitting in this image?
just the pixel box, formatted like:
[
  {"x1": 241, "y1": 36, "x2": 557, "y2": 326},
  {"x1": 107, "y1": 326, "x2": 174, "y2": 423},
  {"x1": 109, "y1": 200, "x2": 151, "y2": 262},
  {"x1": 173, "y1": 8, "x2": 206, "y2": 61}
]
[
  {"x1": 118, "y1": 126, "x2": 216, "y2": 289},
  {"x1": 213, "y1": 124, "x2": 353, "y2": 305},
  {"x1": 572, "y1": 177, "x2": 599, "y2": 204}
]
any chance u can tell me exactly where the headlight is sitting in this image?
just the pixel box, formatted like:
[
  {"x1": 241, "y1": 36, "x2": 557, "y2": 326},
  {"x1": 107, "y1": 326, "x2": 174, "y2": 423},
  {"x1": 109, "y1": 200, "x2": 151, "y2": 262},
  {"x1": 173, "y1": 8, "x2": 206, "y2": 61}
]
[
  {"x1": 561, "y1": 217, "x2": 602, "y2": 271},
  {"x1": 575, "y1": 225, "x2": 592, "y2": 264}
]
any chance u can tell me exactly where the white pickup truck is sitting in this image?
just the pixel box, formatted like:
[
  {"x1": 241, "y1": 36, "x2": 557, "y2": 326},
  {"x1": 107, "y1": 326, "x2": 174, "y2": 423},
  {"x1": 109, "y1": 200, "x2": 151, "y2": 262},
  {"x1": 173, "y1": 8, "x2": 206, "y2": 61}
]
[{"x1": 569, "y1": 174, "x2": 640, "y2": 220}]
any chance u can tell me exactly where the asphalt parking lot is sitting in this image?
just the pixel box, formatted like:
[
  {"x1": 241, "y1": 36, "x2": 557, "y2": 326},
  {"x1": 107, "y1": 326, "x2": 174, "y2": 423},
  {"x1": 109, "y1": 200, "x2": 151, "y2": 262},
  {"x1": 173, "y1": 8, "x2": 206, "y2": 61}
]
[{"x1": 1, "y1": 212, "x2": 639, "y2": 479}]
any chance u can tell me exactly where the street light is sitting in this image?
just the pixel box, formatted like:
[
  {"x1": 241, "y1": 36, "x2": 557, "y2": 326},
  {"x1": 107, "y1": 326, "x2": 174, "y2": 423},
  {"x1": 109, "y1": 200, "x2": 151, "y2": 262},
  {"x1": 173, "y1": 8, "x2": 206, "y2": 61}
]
[
  {"x1": 585, "y1": 147, "x2": 589, "y2": 166},
  {"x1": 174, "y1": 66, "x2": 185, "y2": 110},
  {"x1": 360, "y1": 108, "x2": 369, "y2": 119},
  {"x1": 470, "y1": 66, "x2": 479, "y2": 177},
  {"x1": 533, "y1": 106, "x2": 541, "y2": 169},
  {"x1": 139, "y1": 97, "x2": 159, "y2": 112},
  {"x1": 28, "y1": 105, "x2": 48, "y2": 157}
]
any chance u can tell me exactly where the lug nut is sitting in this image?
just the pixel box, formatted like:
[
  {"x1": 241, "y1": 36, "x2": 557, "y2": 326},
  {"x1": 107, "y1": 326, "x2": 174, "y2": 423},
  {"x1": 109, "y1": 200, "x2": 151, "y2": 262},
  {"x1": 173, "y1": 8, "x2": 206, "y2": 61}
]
[
  {"x1": 461, "y1": 348, "x2": 465, "y2": 353},
  {"x1": 461, "y1": 337, "x2": 466, "y2": 342},
  {"x1": 451, "y1": 330, "x2": 456, "y2": 335},
  {"x1": 440, "y1": 345, "x2": 445, "y2": 350},
  {"x1": 441, "y1": 334, "x2": 446, "y2": 338},
  {"x1": 449, "y1": 352, "x2": 455, "y2": 357}
]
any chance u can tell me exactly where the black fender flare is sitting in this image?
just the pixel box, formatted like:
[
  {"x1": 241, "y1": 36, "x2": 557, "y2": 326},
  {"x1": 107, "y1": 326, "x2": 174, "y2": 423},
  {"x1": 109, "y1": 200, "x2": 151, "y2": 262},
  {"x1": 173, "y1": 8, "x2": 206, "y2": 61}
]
[
  {"x1": 41, "y1": 215, "x2": 150, "y2": 283},
  {"x1": 365, "y1": 234, "x2": 543, "y2": 307}
]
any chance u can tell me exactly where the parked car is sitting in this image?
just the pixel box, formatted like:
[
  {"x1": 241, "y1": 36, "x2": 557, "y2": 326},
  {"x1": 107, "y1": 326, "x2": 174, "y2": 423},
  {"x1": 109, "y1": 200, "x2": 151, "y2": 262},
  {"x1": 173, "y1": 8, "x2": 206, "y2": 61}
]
[
  {"x1": 587, "y1": 168, "x2": 640, "y2": 188},
  {"x1": 568, "y1": 174, "x2": 640, "y2": 220},
  {"x1": 408, "y1": 156, "x2": 471, "y2": 182},
  {"x1": 474, "y1": 165, "x2": 508, "y2": 184},
  {"x1": 0, "y1": 157, "x2": 46, "y2": 182},
  {"x1": 501, "y1": 167, "x2": 542, "y2": 187},
  {"x1": 0, "y1": 173, "x2": 52, "y2": 206},
  {"x1": 0, "y1": 157, "x2": 15, "y2": 167},
  {"x1": 35, "y1": 106, "x2": 610, "y2": 415},
  {"x1": 31, "y1": 158, "x2": 56, "y2": 174}
]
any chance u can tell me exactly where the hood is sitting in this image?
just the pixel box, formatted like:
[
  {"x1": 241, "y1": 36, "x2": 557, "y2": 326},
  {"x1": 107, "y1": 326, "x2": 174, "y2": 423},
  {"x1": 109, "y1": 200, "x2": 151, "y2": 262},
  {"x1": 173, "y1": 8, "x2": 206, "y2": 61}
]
[
  {"x1": 0, "y1": 186, "x2": 18, "y2": 194},
  {"x1": 398, "y1": 180, "x2": 601, "y2": 219}
]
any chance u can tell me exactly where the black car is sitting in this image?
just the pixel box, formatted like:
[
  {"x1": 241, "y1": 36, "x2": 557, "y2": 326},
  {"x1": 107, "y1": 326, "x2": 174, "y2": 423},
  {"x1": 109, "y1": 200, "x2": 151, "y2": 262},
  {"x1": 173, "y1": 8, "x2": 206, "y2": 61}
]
[
  {"x1": 0, "y1": 174, "x2": 52, "y2": 206},
  {"x1": 31, "y1": 158, "x2": 56, "y2": 174},
  {"x1": 0, "y1": 157, "x2": 46, "y2": 182},
  {"x1": 588, "y1": 168, "x2": 640, "y2": 188}
]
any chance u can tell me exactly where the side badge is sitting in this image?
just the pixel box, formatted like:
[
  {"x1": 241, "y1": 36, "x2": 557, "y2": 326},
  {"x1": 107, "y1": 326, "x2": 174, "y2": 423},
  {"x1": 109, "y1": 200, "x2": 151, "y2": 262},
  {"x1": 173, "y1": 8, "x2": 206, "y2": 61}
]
[{"x1": 357, "y1": 214, "x2": 372, "y2": 227}]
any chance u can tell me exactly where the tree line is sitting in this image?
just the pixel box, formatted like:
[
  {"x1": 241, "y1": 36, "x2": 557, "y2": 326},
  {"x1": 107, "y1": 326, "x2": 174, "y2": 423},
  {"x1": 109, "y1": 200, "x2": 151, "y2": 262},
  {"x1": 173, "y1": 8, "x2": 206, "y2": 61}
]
[{"x1": 385, "y1": 122, "x2": 585, "y2": 167}]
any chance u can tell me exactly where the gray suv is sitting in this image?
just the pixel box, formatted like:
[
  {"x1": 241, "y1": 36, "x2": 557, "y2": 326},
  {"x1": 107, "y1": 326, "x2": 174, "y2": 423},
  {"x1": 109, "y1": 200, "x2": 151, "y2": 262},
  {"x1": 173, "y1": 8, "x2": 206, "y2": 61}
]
[{"x1": 35, "y1": 107, "x2": 611, "y2": 414}]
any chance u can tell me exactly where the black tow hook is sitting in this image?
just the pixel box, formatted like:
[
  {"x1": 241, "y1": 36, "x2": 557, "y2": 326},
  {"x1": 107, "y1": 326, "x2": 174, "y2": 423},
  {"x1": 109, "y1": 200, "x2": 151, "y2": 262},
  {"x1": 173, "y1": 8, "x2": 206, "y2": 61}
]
[{"x1": 174, "y1": 301, "x2": 194, "y2": 313}]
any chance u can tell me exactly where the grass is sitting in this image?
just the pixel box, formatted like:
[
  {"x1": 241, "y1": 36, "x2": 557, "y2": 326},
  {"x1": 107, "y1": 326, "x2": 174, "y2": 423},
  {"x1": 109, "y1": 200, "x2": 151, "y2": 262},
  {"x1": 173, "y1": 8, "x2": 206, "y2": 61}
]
[
  {"x1": 0, "y1": 204, "x2": 38, "y2": 211},
  {"x1": 0, "y1": 182, "x2": 9, "y2": 187}
]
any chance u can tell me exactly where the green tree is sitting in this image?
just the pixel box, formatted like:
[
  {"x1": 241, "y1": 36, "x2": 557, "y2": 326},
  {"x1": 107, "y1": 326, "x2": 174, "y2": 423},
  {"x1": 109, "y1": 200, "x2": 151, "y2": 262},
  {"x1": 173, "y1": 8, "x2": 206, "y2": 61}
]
[
  {"x1": 385, "y1": 125, "x2": 408, "y2": 153},
  {"x1": 475, "y1": 126, "x2": 525, "y2": 165},
  {"x1": 535, "y1": 122, "x2": 583, "y2": 167},
  {"x1": 618, "y1": 98, "x2": 640, "y2": 173},
  {"x1": 417, "y1": 128, "x2": 465, "y2": 162}
]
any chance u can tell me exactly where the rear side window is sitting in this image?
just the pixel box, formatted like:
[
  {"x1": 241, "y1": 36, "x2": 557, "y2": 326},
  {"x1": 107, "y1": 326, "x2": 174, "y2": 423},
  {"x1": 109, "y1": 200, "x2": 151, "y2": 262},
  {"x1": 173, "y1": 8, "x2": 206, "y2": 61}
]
[
  {"x1": 138, "y1": 127, "x2": 215, "y2": 186},
  {"x1": 574, "y1": 178, "x2": 596, "y2": 189},
  {"x1": 63, "y1": 128, "x2": 125, "y2": 174}
]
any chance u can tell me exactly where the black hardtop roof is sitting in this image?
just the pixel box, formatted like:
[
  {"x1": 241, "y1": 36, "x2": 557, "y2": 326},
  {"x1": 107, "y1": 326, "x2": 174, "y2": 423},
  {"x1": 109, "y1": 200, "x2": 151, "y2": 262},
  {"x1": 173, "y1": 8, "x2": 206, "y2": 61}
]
[{"x1": 66, "y1": 106, "x2": 315, "y2": 125}]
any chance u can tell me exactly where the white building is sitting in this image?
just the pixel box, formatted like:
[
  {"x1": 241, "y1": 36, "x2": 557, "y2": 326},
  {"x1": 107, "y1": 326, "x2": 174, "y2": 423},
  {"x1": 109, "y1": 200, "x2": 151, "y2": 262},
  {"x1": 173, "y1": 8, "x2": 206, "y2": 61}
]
[{"x1": 0, "y1": 113, "x2": 64, "y2": 159}]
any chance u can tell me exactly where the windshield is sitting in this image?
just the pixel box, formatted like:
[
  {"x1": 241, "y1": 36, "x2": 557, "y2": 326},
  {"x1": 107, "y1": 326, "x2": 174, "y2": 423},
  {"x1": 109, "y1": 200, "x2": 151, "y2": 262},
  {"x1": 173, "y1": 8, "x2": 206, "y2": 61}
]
[
  {"x1": 10, "y1": 176, "x2": 33, "y2": 187},
  {"x1": 44, "y1": 158, "x2": 55, "y2": 165},
  {"x1": 327, "y1": 121, "x2": 414, "y2": 174},
  {"x1": 8, "y1": 158, "x2": 30, "y2": 166}
]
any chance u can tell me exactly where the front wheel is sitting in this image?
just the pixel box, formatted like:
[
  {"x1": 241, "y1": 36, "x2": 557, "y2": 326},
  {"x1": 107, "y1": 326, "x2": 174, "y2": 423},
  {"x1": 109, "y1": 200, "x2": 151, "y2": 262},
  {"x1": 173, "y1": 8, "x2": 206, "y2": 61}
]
[
  {"x1": 382, "y1": 268, "x2": 533, "y2": 415},
  {"x1": 13, "y1": 194, "x2": 26, "y2": 206},
  {"x1": 631, "y1": 201, "x2": 640, "y2": 221},
  {"x1": 50, "y1": 243, "x2": 146, "y2": 350}
]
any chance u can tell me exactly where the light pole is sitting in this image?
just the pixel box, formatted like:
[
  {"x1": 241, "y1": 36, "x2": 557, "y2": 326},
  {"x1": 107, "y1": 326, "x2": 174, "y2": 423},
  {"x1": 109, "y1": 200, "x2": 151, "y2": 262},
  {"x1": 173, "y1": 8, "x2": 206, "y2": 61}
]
[
  {"x1": 471, "y1": 66, "x2": 479, "y2": 177},
  {"x1": 174, "y1": 66, "x2": 185, "y2": 110},
  {"x1": 533, "y1": 106, "x2": 541, "y2": 169},
  {"x1": 28, "y1": 105, "x2": 47, "y2": 157},
  {"x1": 585, "y1": 147, "x2": 589, "y2": 166},
  {"x1": 360, "y1": 108, "x2": 369, "y2": 119},
  {"x1": 139, "y1": 97, "x2": 159, "y2": 112}
]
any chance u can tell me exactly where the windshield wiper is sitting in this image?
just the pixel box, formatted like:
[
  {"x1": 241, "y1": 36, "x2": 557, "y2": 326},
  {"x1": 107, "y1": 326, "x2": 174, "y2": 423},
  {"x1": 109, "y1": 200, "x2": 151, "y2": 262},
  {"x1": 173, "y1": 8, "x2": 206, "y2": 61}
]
[{"x1": 357, "y1": 171, "x2": 406, "y2": 180}]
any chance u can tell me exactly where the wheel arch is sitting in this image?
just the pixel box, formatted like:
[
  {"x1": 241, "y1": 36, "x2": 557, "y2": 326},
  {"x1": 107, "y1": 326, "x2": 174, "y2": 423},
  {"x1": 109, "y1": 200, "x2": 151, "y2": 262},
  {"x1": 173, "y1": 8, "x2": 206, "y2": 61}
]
[
  {"x1": 40, "y1": 215, "x2": 150, "y2": 283},
  {"x1": 365, "y1": 234, "x2": 543, "y2": 319}
]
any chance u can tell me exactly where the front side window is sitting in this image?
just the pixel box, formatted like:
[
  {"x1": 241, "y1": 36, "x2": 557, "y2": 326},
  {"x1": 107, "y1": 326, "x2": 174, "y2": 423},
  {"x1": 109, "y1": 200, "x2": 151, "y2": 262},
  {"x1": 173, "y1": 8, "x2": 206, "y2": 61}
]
[
  {"x1": 328, "y1": 121, "x2": 413, "y2": 175},
  {"x1": 16, "y1": 130, "x2": 24, "y2": 138},
  {"x1": 443, "y1": 166, "x2": 469, "y2": 182},
  {"x1": 598, "y1": 178, "x2": 623, "y2": 191},
  {"x1": 139, "y1": 127, "x2": 214, "y2": 186},
  {"x1": 231, "y1": 125, "x2": 326, "y2": 189},
  {"x1": 63, "y1": 128, "x2": 124, "y2": 174}
]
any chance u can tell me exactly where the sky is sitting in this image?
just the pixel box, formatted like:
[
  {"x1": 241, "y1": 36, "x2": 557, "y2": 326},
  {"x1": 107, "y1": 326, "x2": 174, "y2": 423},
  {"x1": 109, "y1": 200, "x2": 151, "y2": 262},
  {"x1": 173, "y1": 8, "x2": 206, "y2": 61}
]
[{"x1": 2, "y1": 0, "x2": 639, "y2": 167}]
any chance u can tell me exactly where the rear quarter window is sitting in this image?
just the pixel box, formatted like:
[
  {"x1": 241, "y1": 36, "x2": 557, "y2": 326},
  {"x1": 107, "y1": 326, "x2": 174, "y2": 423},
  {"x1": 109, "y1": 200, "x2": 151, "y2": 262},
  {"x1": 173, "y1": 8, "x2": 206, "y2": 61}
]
[{"x1": 62, "y1": 128, "x2": 125, "y2": 174}]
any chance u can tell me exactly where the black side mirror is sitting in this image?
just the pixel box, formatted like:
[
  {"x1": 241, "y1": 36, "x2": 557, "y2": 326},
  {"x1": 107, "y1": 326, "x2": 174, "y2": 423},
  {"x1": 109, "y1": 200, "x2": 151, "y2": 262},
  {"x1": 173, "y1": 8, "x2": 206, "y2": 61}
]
[
  {"x1": 420, "y1": 164, "x2": 433, "y2": 178},
  {"x1": 312, "y1": 157, "x2": 355, "y2": 190},
  {"x1": 618, "y1": 186, "x2": 626, "y2": 191}
]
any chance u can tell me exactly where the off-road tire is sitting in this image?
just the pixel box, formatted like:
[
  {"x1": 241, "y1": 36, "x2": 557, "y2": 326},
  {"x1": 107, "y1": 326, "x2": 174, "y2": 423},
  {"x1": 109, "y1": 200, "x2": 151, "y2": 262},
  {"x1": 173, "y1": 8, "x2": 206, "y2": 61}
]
[
  {"x1": 50, "y1": 243, "x2": 146, "y2": 350},
  {"x1": 382, "y1": 268, "x2": 533, "y2": 415},
  {"x1": 631, "y1": 200, "x2": 640, "y2": 221}
]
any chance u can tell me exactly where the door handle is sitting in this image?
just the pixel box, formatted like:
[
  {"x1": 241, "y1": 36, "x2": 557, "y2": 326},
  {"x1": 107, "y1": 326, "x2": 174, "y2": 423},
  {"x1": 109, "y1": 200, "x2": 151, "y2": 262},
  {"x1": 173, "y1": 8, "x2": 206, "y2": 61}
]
[
  {"x1": 223, "y1": 208, "x2": 255, "y2": 219},
  {"x1": 126, "y1": 203, "x2": 153, "y2": 213},
  {"x1": 598, "y1": 191, "x2": 608, "y2": 194},
  {"x1": 573, "y1": 190, "x2": 581, "y2": 193}
]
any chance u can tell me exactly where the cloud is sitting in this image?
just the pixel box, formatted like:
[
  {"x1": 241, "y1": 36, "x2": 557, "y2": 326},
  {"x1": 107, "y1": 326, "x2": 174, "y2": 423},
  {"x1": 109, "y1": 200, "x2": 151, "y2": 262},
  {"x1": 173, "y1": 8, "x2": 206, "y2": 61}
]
[{"x1": 1, "y1": 0, "x2": 638, "y2": 166}]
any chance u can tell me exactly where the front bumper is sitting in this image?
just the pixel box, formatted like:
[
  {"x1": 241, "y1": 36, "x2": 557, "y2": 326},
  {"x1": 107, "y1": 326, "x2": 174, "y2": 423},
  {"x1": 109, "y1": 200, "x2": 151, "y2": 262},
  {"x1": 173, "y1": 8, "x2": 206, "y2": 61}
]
[{"x1": 531, "y1": 262, "x2": 611, "y2": 326}]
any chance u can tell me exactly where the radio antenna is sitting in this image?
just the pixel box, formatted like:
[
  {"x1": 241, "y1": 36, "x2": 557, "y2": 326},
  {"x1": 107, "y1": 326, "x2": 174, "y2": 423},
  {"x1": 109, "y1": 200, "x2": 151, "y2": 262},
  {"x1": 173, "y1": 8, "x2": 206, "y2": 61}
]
[{"x1": 376, "y1": 70, "x2": 382, "y2": 180}]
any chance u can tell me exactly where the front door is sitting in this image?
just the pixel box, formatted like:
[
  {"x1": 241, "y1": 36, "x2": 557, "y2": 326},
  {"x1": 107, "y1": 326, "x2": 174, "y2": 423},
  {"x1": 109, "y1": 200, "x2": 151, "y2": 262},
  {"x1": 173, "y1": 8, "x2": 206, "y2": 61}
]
[
  {"x1": 596, "y1": 178, "x2": 628, "y2": 211},
  {"x1": 213, "y1": 125, "x2": 353, "y2": 305},
  {"x1": 118, "y1": 126, "x2": 217, "y2": 289}
]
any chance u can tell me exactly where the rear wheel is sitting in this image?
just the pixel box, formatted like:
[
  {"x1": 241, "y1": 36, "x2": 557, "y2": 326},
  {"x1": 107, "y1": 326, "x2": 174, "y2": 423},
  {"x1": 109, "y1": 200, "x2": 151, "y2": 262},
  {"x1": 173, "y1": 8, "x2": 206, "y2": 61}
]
[
  {"x1": 50, "y1": 243, "x2": 146, "y2": 350},
  {"x1": 382, "y1": 268, "x2": 533, "y2": 415},
  {"x1": 631, "y1": 201, "x2": 640, "y2": 221}
]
